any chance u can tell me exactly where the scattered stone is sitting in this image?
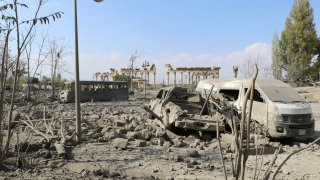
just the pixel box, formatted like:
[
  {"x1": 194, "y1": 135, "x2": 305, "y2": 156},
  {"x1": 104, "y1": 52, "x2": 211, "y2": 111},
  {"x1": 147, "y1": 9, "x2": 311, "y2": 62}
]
[
  {"x1": 200, "y1": 163, "x2": 215, "y2": 171},
  {"x1": 135, "y1": 140, "x2": 147, "y2": 147},
  {"x1": 189, "y1": 139, "x2": 200, "y2": 148},
  {"x1": 112, "y1": 138, "x2": 128, "y2": 149},
  {"x1": 169, "y1": 153, "x2": 184, "y2": 162},
  {"x1": 187, "y1": 150, "x2": 200, "y2": 157}
]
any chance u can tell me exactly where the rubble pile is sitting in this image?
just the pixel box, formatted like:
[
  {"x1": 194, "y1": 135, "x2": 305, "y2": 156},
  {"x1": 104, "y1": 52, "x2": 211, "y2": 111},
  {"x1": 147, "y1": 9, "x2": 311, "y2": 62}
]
[{"x1": 1, "y1": 98, "x2": 319, "y2": 179}]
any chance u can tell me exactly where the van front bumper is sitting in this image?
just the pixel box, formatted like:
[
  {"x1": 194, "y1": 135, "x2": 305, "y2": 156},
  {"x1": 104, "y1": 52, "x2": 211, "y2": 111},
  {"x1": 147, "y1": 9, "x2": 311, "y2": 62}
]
[{"x1": 269, "y1": 121, "x2": 315, "y2": 138}]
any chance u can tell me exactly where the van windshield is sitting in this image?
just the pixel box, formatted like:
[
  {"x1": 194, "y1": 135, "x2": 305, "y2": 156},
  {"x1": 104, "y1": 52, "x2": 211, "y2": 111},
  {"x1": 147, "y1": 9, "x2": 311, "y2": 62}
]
[{"x1": 260, "y1": 86, "x2": 306, "y2": 103}]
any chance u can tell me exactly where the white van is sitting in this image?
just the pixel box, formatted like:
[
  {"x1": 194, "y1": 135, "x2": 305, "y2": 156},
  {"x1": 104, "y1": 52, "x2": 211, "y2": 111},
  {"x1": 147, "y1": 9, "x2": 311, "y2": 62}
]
[{"x1": 196, "y1": 78, "x2": 314, "y2": 138}]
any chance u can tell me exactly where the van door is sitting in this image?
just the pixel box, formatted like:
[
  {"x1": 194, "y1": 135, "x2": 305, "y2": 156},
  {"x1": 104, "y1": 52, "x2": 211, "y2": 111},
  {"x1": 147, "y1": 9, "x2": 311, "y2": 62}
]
[{"x1": 247, "y1": 88, "x2": 268, "y2": 126}]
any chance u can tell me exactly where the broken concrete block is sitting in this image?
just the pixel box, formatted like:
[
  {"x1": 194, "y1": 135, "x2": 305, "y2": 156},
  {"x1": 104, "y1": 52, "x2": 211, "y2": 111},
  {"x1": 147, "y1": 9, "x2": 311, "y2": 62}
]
[
  {"x1": 101, "y1": 126, "x2": 112, "y2": 134},
  {"x1": 189, "y1": 139, "x2": 200, "y2": 148},
  {"x1": 115, "y1": 128, "x2": 127, "y2": 135},
  {"x1": 150, "y1": 138, "x2": 163, "y2": 146},
  {"x1": 104, "y1": 129, "x2": 125, "y2": 140},
  {"x1": 112, "y1": 138, "x2": 128, "y2": 149},
  {"x1": 126, "y1": 131, "x2": 138, "y2": 139},
  {"x1": 220, "y1": 134, "x2": 234, "y2": 145},
  {"x1": 172, "y1": 138, "x2": 184, "y2": 148},
  {"x1": 115, "y1": 120, "x2": 126, "y2": 127},
  {"x1": 139, "y1": 129, "x2": 152, "y2": 140},
  {"x1": 89, "y1": 114, "x2": 100, "y2": 120},
  {"x1": 200, "y1": 163, "x2": 215, "y2": 171},
  {"x1": 135, "y1": 140, "x2": 147, "y2": 147},
  {"x1": 186, "y1": 134, "x2": 199, "y2": 144}
]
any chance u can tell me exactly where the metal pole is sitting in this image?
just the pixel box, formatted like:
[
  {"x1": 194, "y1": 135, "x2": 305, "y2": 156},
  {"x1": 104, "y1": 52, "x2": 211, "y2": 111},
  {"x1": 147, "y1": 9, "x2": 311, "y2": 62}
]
[
  {"x1": 144, "y1": 69, "x2": 146, "y2": 99},
  {"x1": 74, "y1": 0, "x2": 81, "y2": 143}
]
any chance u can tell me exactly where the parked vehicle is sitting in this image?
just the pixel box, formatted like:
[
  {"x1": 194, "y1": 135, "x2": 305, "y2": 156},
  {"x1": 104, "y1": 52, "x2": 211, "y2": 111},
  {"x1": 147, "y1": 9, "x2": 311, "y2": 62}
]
[
  {"x1": 196, "y1": 78, "x2": 314, "y2": 138},
  {"x1": 59, "y1": 81, "x2": 129, "y2": 103},
  {"x1": 145, "y1": 86, "x2": 225, "y2": 131}
]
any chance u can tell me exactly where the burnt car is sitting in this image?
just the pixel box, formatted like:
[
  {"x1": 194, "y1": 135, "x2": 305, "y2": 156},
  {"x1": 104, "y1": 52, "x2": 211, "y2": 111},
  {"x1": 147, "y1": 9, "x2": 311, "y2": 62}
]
[{"x1": 144, "y1": 87, "x2": 225, "y2": 132}]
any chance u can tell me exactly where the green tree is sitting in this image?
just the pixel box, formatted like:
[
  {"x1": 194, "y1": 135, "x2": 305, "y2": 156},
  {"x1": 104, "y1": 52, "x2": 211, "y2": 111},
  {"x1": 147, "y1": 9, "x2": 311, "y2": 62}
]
[
  {"x1": 271, "y1": 33, "x2": 282, "y2": 80},
  {"x1": 279, "y1": 0, "x2": 319, "y2": 85},
  {"x1": 114, "y1": 74, "x2": 131, "y2": 85}
]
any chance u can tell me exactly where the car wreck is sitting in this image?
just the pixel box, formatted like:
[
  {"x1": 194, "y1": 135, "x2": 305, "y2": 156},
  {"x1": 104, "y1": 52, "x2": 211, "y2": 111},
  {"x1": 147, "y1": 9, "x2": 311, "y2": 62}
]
[
  {"x1": 144, "y1": 86, "x2": 225, "y2": 132},
  {"x1": 196, "y1": 78, "x2": 315, "y2": 138}
]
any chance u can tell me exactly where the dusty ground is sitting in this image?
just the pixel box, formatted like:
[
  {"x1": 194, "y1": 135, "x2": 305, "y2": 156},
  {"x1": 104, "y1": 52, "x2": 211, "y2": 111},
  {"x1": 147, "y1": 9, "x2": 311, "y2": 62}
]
[{"x1": 0, "y1": 89, "x2": 320, "y2": 180}]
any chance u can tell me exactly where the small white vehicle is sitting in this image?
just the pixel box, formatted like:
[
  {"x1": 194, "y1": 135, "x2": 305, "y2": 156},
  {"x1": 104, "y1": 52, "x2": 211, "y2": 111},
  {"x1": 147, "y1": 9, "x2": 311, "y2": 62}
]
[{"x1": 196, "y1": 78, "x2": 314, "y2": 138}]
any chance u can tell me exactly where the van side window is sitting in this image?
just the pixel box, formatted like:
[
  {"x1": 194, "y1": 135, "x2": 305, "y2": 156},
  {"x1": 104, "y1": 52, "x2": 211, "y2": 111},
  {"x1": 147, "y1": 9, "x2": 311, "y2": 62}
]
[
  {"x1": 219, "y1": 89, "x2": 239, "y2": 101},
  {"x1": 156, "y1": 90, "x2": 163, "y2": 99},
  {"x1": 245, "y1": 88, "x2": 264, "y2": 102}
]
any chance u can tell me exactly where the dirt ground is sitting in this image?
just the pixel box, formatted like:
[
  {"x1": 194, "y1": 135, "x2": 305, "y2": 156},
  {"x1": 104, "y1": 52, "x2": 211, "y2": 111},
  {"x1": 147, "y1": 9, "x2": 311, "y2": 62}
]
[{"x1": 0, "y1": 89, "x2": 320, "y2": 180}]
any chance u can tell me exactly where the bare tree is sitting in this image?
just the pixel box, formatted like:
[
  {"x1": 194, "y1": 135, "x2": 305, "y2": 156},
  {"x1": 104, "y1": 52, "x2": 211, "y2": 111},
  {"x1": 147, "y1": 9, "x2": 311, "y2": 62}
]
[
  {"x1": 24, "y1": 31, "x2": 49, "y2": 99},
  {"x1": 0, "y1": 0, "x2": 63, "y2": 160},
  {"x1": 46, "y1": 36, "x2": 68, "y2": 100},
  {"x1": 240, "y1": 55, "x2": 272, "y2": 78}
]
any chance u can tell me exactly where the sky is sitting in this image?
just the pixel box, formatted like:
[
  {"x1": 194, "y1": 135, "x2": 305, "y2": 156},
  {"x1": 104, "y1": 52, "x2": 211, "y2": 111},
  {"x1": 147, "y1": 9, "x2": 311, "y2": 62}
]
[{"x1": 22, "y1": 0, "x2": 320, "y2": 82}]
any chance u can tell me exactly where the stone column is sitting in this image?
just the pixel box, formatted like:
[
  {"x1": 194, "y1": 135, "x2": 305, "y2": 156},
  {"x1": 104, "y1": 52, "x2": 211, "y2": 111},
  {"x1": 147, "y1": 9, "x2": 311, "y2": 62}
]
[
  {"x1": 153, "y1": 72, "x2": 156, "y2": 85},
  {"x1": 147, "y1": 72, "x2": 150, "y2": 84},
  {"x1": 188, "y1": 72, "x2": 191, "y2": 85},
  {"x1": 173, "y1": 72, "x2": 177, "y2": 85},
  {"x1": 166, "y1": 72, "x2": 170, "y2": 85},
  {"x1": 140, "y1": 72, "x2": 143, "y2": 79},
  {"x1": 180, "y1": 72, "x2": 183, "y2": 84}
]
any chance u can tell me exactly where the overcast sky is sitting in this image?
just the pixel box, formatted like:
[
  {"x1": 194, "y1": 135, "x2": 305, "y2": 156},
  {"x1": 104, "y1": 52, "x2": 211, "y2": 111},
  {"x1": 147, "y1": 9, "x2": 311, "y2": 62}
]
[{"x1": 25, "y1": 0, "x2": 320, "y2": 82}]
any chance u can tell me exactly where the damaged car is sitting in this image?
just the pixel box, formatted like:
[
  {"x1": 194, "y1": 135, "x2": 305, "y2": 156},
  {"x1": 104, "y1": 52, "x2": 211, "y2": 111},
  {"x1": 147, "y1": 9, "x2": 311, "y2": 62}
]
[
  {"x1": 144, "y1": 87, "x2": 225, "y2": 132},
  {"x1": 196, "y1": 78, "x2": 315, "y2": 138}
]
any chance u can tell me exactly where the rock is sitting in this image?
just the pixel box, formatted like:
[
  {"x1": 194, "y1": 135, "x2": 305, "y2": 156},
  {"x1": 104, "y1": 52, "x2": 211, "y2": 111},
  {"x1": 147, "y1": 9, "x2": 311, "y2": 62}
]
[
  {"x1": 112, "y1": 110, "x2": 120, "y2": 115},
  {"x1": 115, "y1": 120, "x2": 126, "y2": 127},
  {"x1": 187, "y1": 150, "x2": 200, "y2": 157},
  {"x1": 112, "y1": 138, "x2": 128, "y2": 149},
  {"x1": 115, "y1": 128, "x2": 127, "y2": 135},
  {"x1": 110, "y1": 172, "x2": 120, "y2": 177},
  {"x1": 300, "y1": 143, "x2": 308, "y2": 149},
  {"x1": 150, "y1": 138, "x2": 162, "y2": 146},
  {"x1": 126, "y1": 131, "x2": 138, "y2": 139},
  {"x1": 172, "y1": 138, "x2": 184, "y2": 148},
  {"x1": 189, "y1": 159, "x2": 199, "y2": 165},
  {"x1": 210, "y1": 141, "x2": 229, "y2": 150},
  {"x1": 254, "y1": 138, "x2": 270, "y2": 147},
  {"x1": 135, "y1": 140, "x2": 147, "y2": 147},
  {"x1": 101, "y1": 126, "x2": 112, "y2": 134},
  {"x1": 200, "y1": 163, "x2": 215, "y2": 171},
  {"x1": 163, "y1": 141, "x2": 172, "y2": 148},
  {"x1": 89, "y1": 114, "x2": 100, "y2": 120},
  {"x1": 168, "y1": 153, "x2": 184, "y2": 162},
  {"x1": 220, "y1": 134, "x2": 234, "y2": 145},
  {"x1": 189, "y1": 139, "x2": 200, "y2": 148},
  {"x1": 139, "y1": 129, "x2": 152, "y2": 140},
  {"x1": 104, "y1": 129, "x2": 125, "y2": 140},
  {"x1": 186, "y1": 134, "x2": 199, "y2": 144},
  {"x1": 134, "y1": 125, "x2": 145, "y2": 132}
]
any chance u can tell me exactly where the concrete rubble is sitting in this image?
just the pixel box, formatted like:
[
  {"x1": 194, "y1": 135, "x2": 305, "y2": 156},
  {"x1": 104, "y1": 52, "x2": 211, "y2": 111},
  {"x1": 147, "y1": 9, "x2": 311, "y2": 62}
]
[{"x1": 0, "y1": 89, "x2": 319, "y2": 179}]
